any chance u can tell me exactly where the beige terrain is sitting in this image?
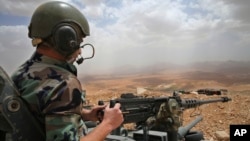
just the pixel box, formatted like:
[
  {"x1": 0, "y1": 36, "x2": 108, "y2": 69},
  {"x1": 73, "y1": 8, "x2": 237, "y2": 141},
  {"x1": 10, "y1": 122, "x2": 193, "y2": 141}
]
[{"x1": 81, "y1": 67, "x2": 250, "y2": 140}]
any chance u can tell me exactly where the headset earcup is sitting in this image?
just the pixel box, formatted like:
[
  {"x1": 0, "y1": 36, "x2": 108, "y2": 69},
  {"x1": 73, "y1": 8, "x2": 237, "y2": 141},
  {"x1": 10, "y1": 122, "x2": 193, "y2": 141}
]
[{"x1": 53, "y1": 25, "x2": 79, "y2": 56}]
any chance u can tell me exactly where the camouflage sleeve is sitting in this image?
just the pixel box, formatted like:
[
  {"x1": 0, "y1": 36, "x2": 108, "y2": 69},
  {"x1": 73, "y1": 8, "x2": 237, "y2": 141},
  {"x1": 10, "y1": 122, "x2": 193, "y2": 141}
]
[
  {"x1": 45, "y1": 114, "x2": 85, "y2": 141},
  {"x1": 42, "y1": 77, "x2": 87, "y2": 141}
]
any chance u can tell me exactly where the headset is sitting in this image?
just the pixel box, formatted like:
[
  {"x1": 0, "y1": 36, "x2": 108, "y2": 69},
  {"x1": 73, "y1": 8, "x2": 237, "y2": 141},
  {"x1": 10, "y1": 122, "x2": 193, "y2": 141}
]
[
  {"x1": 51, "y1": 23, "x2": 95, "y2": 65},
  {"x1": 52, "y1": 23, "x2": 81, "y2": 57}
]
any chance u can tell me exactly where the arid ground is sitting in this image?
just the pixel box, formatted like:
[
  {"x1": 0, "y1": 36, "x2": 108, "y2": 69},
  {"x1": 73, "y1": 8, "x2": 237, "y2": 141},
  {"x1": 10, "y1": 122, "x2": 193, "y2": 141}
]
[{"x1": 81, "y1": 64, "x2": 250, "y2": 140}]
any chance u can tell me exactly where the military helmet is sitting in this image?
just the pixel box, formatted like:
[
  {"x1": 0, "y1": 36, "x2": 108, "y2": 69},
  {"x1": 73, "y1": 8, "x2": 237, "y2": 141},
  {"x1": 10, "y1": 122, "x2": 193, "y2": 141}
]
[{"x1": 28, "y1": 1, "x2": 90, "y2": 57}]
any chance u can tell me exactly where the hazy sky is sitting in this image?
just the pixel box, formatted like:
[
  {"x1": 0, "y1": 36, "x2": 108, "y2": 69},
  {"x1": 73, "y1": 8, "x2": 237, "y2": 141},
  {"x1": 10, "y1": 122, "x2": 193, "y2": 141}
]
[{"x1": 0, "y1": 0, "x2": 250, "y2": 75}]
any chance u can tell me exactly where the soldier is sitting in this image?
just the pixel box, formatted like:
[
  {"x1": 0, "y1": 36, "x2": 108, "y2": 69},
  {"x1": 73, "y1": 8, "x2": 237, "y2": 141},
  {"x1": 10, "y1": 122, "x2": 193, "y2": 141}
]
[{"x1": 11, "y1": 1, "x2": 123, "y2": 141}]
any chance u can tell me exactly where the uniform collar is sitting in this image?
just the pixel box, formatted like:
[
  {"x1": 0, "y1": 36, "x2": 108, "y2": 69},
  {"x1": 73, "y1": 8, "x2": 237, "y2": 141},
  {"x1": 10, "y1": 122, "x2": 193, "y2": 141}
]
[{"x1": 30, "y1": 52, "x2": 78, "y2": 76}]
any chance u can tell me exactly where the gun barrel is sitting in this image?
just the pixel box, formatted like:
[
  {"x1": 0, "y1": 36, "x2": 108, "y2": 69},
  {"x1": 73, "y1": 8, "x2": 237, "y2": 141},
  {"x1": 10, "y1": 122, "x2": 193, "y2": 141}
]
[
  {"x1": 181, "y1": 96, "x2": 232, "y2": 108},
  {"x1": 178, "y1": 116, "x2": 203, "y2": 139}
]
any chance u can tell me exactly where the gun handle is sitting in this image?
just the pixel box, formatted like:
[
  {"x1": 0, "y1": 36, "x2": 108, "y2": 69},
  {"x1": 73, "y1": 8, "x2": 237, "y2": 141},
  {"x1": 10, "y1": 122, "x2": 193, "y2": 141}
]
[
  {"x1": 98, "y1": 100, "x2": 104, "y2": 105},
  {"x1": 97, "y1": 100, "x2": 105, "y2": 122},
  {"x1": 110, "y1": 100, "x2": 115, "y2": 108}
]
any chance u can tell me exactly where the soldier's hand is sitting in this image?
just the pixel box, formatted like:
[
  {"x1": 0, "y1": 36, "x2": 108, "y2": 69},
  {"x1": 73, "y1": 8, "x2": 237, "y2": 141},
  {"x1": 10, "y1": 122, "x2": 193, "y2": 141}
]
[
  {"x1": 102, "y1": 103, "x2": 124, "y2": 130},
  {"x1": 81, "y1": 105, "x2": 106, "y2": 121}
]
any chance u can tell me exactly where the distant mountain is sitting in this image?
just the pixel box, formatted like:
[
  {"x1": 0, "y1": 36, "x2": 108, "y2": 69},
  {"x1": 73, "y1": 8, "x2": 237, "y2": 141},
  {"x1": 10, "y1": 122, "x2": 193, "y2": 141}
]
[
  {"x1": 189, "y1": 60, "x2": 250, "y2": 75},
  {"x1": 114, "y1": 60, "x2": 250, "y2": 75},
  {"x1": 80, "y1": 60, "x2": 250, "y2": 82}
]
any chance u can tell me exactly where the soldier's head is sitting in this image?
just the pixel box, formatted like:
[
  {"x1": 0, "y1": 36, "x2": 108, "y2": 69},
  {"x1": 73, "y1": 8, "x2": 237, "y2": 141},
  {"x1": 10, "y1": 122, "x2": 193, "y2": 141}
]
[{"x1": 28, "y1": 1, "x2": 90, "y2": 61}]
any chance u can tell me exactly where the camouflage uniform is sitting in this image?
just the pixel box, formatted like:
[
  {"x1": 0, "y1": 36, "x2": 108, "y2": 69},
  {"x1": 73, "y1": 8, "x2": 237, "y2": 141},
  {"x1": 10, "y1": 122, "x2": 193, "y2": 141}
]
[{"x1": 11, "y1": 52, "x2": 87, "y2": 141}]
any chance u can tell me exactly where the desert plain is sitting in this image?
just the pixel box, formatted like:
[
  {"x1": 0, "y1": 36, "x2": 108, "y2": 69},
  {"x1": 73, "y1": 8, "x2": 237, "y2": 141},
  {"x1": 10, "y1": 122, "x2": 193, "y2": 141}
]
[{"x1": 80, "y1": 61, "x2": 250, "y2": 140}]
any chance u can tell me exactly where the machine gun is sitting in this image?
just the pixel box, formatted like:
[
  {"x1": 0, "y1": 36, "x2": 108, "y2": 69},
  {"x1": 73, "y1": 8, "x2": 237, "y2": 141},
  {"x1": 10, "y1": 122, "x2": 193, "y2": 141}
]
[{"x1": 98, "y1": 92, "x2": 231, "y2": 141}]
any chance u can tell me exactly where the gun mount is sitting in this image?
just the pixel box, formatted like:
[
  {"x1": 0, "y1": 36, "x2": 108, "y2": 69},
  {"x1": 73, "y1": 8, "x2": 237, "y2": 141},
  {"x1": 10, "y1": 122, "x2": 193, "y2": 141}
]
[{"x1": 178, "y1": 116, "x2": 203, "y2": 140}]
